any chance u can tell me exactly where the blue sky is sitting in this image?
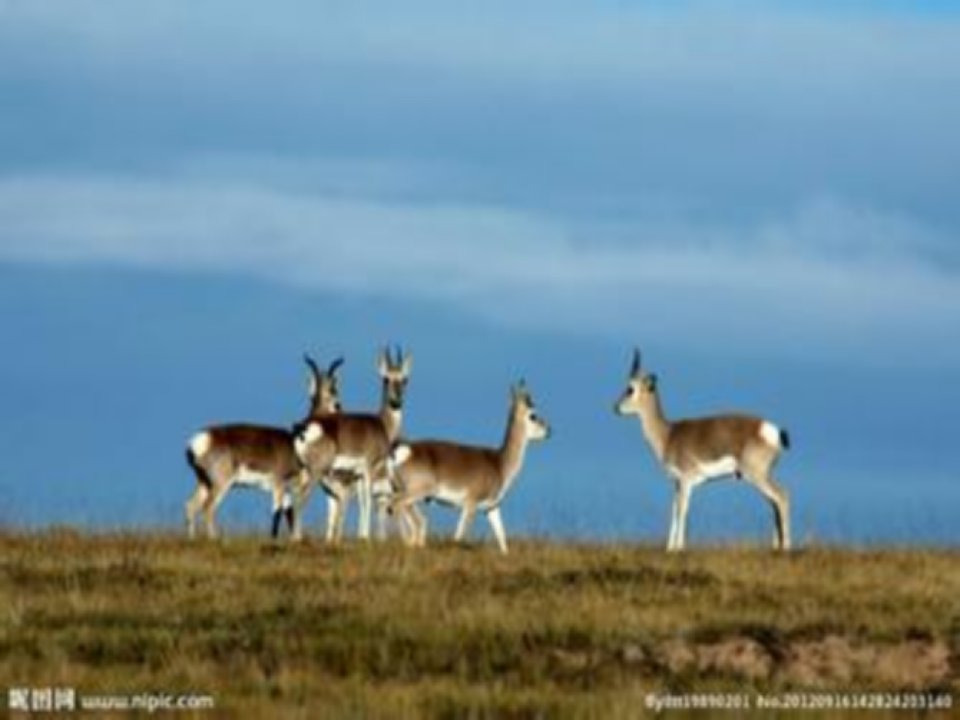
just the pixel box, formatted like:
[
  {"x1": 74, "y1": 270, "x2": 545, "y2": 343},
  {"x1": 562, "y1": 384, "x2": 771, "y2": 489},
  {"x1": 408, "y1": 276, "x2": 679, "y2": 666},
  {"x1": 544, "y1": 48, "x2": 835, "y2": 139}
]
[{"x1": 1, "y1": 1, "x2": 958, "y2": 544}]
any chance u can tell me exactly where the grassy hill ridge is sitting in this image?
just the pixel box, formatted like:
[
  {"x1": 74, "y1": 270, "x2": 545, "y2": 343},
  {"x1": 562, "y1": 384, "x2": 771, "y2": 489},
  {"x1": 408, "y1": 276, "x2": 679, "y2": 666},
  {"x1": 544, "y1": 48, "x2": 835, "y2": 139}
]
[{"x1": 1, "y1": 531, "x2": 957, "y2": 716}]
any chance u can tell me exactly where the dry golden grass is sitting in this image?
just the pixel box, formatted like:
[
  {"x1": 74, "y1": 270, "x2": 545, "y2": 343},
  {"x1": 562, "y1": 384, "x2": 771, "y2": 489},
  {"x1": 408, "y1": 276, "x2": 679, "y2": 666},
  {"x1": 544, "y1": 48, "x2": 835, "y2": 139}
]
[{"x1": 1, "y1": 530, "x2": 957, "y2": 717}]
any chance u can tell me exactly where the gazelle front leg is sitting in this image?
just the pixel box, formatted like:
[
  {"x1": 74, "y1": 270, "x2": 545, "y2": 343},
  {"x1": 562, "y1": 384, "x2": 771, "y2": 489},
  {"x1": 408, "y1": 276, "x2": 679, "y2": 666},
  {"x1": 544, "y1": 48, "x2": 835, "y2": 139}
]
[
  {"x1": 667, "y1": 490, "x2": 680, "y2": 551},
  {"x1": 486, "y1": 506, "x2": 509, "y2": 555},
  {"x1": 454, "y1": 502, "x2": 476, "y2": 543},
  {"x1": 325, "y1": 493, "x2": 341, "y2": 544},
  {"x1": 357, "y1": 467, "x2": 373, "y2": 540},
  {"x1": 675, "y1": 482, "x2": 692, "y2": 551},
  {"x1": 270, "y1": 484, "x2": 287, "y2": 539},
  {"x1": 291, "y1": 473, "x2": 315, "y2": 542}
]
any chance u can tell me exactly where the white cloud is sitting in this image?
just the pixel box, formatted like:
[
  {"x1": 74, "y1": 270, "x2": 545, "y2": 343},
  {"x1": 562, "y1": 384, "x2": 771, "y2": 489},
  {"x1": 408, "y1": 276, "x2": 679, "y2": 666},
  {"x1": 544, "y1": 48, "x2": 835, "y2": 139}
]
[{"x1": 1, "y1": 173, "x2": 957, "y2": 367}]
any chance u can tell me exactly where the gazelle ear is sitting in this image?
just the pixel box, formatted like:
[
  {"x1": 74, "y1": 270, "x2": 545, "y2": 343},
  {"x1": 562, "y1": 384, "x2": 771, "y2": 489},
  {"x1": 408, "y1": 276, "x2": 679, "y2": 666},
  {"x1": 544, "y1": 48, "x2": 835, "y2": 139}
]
[
  {"x1": 377, "y1": 347, "x2": 389, "y2": 376},
  {"x1": 401, "y1": 352, "x2": 413, "y2": 375},
  {"x1": 646, "y1": 373, "x2": 658, "y2": 391}
]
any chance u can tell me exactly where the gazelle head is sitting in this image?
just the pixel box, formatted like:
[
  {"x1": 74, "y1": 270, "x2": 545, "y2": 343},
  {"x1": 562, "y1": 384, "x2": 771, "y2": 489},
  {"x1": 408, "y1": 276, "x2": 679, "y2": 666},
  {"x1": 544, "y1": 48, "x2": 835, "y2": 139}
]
[
  {"x1": 378, "y1": 345, "x2": 412, "y2": 411},
  {"x1": 512, "y1": 380, "x2": 551, "y2": 441},
  {"x1": 305, "y1": 354, "x2": 344, "y2": 415},
  {"x1": 615, "y1": 348, "x2": 659, "y2": 417}
]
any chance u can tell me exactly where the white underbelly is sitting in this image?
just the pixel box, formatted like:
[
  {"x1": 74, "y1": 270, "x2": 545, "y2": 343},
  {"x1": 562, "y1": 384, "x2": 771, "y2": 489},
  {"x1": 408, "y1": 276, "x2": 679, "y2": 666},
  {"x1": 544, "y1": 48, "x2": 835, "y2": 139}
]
[
  {"x1": 431, "y1": 484, "x2": 469, "y2": 507},
  {"x1": 694, "y1": 456, "x2": 738, "y2": 482},
  {"x1": 233, "y1": 465, "x2": 276, "y2": 493},
  {"x1": 332, "y1": 456, "x2": 367, "y2": 473}
]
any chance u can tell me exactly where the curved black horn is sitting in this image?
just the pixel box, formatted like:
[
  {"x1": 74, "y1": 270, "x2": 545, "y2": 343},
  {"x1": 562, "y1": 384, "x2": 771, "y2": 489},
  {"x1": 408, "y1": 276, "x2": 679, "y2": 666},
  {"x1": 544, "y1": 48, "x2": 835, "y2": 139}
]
[
  {"x1": 630, "y1": 348, "x2": 641, "y2": 376},
  {"x1": 327, "y1": 356, "x2": 344, "y2": 376},
  {"x1": 304, "y1": 354, "x2": 321, "y2": 377}
]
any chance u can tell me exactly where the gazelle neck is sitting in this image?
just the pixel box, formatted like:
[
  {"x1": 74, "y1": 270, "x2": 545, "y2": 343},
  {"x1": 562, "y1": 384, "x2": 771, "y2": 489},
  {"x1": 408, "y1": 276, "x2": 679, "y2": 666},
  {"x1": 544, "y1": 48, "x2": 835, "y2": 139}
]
[
  {"x1": 637, "y1": 392, "x2": 671, "y2": 462},
  {"x1": 309, "y1": 396, "x2": 334, "y2": 419},
  {"x1": 379, "y1": 389, "x2": 403, "y2": 442},
  {"x1": 498, "y1": 408, "x2": 529, "y2": 485}
]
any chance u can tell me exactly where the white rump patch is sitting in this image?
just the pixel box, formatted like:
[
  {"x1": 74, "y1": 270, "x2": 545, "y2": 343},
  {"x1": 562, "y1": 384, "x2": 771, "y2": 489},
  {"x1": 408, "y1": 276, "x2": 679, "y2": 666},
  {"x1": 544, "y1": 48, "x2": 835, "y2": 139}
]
[
  {"x1": 760, "y1": 421, "x2": 782, "y2": 447},
  {"x1": 390, "y1": 444, "x2": 413, "y2": 467},
  {"x1": 189, "y1": 431, "x2": 212, "y2": 458},
  {"x1": 281, "y1": 491, "x2": 293, "y2": 510}
]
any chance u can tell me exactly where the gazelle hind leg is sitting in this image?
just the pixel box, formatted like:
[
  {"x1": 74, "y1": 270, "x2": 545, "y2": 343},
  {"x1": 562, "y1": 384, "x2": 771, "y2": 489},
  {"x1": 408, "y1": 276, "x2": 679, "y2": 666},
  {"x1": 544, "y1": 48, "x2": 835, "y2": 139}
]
[
  {"x1": 742, "y1": 446, "x2": 791, "y2": 551},
  {"x1": 202, "y1": 482, "x2": 231, "y2": 539},
  {"x1": 392, "y1": 496, "x2": 426, "y2": 547},
  {"x1": 765, "y1": 478, "x2": 791, "y2": 551},
  {"x1": 185, "y1": 484, "x2": 209, "y2": 539},
  {"x1": 375, "y1": 494, "x2": 390, "y2": 541},
  {"x1": 413, "y1": 503, "x2": 429, "y2": 547},
  {"x1": 747, "y1": 467, "x2": 791, "y2": 550}
]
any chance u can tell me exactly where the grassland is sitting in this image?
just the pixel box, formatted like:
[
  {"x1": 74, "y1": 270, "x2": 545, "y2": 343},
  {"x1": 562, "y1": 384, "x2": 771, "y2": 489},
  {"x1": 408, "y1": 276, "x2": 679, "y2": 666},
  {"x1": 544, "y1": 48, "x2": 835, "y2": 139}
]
[{"x1": 1, "y1": 531, "x2": 957, "y2": 717}]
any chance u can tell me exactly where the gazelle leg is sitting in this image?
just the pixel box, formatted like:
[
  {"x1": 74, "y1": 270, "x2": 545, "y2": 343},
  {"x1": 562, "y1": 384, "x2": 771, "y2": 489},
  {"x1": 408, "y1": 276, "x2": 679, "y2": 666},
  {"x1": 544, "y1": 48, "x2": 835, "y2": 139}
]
[
  {"x1": 667, "y1": 491, "x2": 680, "y2": 551},
  {"x1": 202, "y1": 482, "x2": 230, "y2": 539},
  {"x1": 291, "y1": 474, "x2": 315, "y2": 542},
  {"x1": 755, "y1": 477, "x2": 791, "y2": 551},
  {"x1": 325, "y1": 493, "x2": 341, "y2": 544},
  {"x1": 335, "y1": 489, "x2": 349, "y2": 542},
  {"x1": 454, "y1": 503, "x2": 476, "y2": 543},
  {"x1": 375, "y1": 494, "x2": 390, "y2": 541},
  {"x1": 402, "y1": 501, "x2": 428, "y2": 547},
  {"x1": 357, "y1": 469, "x2": 372, "y2": 540},
  {"x1": 415, "y1": 503, "x2": 429, "y2": 546},
  {"x1": 487, "y1": 507, "x2": 508, "y2": 555},
  {"x1": 270, "y1": 483, "x2": 287, "y2": 539},
  {"x1": 396, "y1": 504, "x2": 414, "y2": 545},
  {"x1": 394, "y1": 498, "x2": 423, "y2": 547},
  {"x1": 675, "y1": 483, "x2": 692, "y2": 551},
  {"x1": 185, "y1": 484, "x2": 209, "y2": 540}
]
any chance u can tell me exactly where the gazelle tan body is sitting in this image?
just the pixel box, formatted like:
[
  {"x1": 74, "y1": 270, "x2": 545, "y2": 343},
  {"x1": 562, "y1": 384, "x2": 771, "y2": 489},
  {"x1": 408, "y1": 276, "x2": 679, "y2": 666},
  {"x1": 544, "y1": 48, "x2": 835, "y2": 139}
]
[
  {"x1": 615, "y1": 349, "x2": 792, "y2": 551},
  {"x1": 292, "y1": 347, "x2": 411, "y2": 542},
  {"x1": 389, "y1": 382, "x2": 550, "y2": 554},
  {"x1": 183, "y1": 356, "x2": 343, "y2": 539}
]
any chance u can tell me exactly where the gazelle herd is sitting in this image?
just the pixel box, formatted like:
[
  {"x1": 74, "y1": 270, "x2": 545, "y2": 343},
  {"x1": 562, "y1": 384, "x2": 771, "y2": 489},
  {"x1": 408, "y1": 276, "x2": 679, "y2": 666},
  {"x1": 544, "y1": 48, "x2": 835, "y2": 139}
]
[{"x1": 186, "y1": 347, "x2": 793, "y2": 553}]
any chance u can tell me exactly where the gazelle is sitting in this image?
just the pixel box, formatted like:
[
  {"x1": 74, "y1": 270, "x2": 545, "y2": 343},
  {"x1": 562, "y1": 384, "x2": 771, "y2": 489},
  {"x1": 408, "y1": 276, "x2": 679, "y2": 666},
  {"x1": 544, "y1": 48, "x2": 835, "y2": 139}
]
[
  {"x1": 614, "y1": 349, "x2": 792, "y2": 551},
  {"x1": 294, "y1": 347, "x2": 412, "y2": 542},
  {"x1": 184, "y1": 355, "x2": 343, "y2": 539},
  {"x1": 389, "y1": 381, "x2": 550, "y2": 555}
]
